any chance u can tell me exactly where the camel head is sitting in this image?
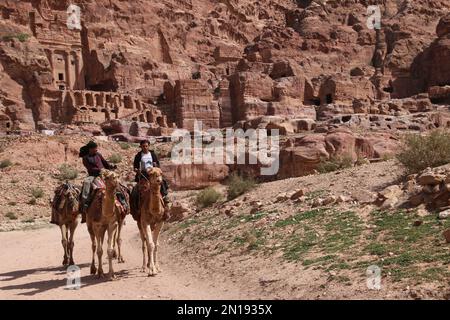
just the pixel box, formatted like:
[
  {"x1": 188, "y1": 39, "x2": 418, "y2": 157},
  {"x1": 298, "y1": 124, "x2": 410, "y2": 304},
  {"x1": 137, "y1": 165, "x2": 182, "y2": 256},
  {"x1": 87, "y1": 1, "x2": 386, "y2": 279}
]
[
  {"x1": 138, "y1": 168, "x2": 163, "y2": 194},
  {"x1": 100, "y1": 169, "x2": 119, "y2": 190},
  {"x1": 147, "y1": 167, "x2": 163, "y2": 186}
]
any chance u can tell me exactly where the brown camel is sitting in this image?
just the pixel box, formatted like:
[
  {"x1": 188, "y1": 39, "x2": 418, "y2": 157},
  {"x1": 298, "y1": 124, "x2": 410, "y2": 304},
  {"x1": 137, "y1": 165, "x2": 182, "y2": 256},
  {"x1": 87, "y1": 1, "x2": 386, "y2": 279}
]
[
  {"x1": 137, "y1": 167, "x2": 165, "y2": 276},
  {"x1": 51, "y1": 183, "x2": 81, "y2": 266},
  {"x1": 112, "y1": 184, "x2": 130, "y2": 263},
  {"x1": 86, "y1": 170, "x2": 123, "y2": 279}
]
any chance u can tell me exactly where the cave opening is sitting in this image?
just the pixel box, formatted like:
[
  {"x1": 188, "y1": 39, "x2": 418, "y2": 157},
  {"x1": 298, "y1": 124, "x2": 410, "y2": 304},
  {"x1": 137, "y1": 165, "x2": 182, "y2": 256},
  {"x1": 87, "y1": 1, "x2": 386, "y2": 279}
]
[
  {"x1": 87, "y1": 79, "x2": 117, "y2": 92},
  {"x1": 312, "y1": 98, "x2": 321, "y2": 106},
  {"x1": 342, "y1": 115, "x2": 352, "y2": 123}
]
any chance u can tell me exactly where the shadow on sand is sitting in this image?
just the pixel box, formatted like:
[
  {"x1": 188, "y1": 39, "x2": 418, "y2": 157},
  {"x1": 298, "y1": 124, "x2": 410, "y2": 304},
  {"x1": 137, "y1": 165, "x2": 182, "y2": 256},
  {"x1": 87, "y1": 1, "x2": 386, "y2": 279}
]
[{"x1": 0, "y1": 264, "x2": 133, "y2": 296}]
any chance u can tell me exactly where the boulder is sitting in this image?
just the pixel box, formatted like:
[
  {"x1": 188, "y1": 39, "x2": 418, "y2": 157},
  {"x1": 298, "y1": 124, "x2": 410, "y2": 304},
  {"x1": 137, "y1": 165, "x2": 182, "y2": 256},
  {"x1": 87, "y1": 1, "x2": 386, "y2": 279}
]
[{"x1": 438, "y1": 209, "x2": 450, "y2": 220}]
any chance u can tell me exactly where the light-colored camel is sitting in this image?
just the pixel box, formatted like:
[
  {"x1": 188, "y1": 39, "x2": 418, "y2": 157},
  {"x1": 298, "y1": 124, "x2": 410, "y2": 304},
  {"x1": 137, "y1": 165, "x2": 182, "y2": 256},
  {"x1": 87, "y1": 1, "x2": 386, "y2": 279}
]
[
  {"x1": 86, "y1": 170, "x2": 122, "y2": 279},
  {"x1": 137, "y1": 167, "x2": 165, "y2": 276},
  {"x1": 51, "y1": 183, "x2": 81, "y2": 266}
]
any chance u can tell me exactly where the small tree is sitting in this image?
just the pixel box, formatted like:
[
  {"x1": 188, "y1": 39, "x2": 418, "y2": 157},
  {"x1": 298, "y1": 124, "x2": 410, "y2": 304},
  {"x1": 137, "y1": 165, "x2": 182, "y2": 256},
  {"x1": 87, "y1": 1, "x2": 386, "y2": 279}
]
[
  {"x1": 227, "y1": 173, "x2": 256, "y2": 200},
  {"x1": 0, "y1": 159, "x2": 12, "y2": 169},
  {"x1": 196, "y1": 187, "x2": 222, "y2": 208},
  {"x1": 397, "y1": 130, "x2": 450, "y2": 173},
  {"x1": 108, "y1": 153, "x2": 122, "y2": 164},
  {"x1": 31, "y1": 187, "x2": 44, "y2": 199},
  {"x1": 58, "y1": 164, "x2": 78, "y2": 181},
  {"x1": 317, "y1": 154, "x2": 353, "y2": 173}
]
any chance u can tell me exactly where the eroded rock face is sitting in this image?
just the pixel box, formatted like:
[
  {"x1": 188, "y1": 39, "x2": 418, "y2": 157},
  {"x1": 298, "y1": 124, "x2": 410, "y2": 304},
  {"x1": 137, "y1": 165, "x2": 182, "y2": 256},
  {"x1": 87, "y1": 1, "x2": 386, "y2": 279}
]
[
  {"x1": 161, "y1": 161, "x2": 229, "y2": 190},
  {"x1": 0, "y1": 0, "x2": 448, "y2": 134},
  {"x1": 1, "y1": 0, "x2": 450, "y2": 189}
]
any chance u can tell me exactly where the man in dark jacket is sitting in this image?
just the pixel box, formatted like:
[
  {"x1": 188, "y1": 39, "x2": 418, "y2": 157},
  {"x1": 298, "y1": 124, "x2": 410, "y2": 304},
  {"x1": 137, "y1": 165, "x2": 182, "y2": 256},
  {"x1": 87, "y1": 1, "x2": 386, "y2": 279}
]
[
  {"x1": 83, "y1": 141, "x2": 116, "y2": 177},
  {"x1": 133, "y1": 140, "x2": 160, "y2": 182},
  {"x1": 131, "y1": 140, "x2": 169, "y2": 220},
  {"x1": 80, "y1": 141, "x2": 117, "y2": 223}
]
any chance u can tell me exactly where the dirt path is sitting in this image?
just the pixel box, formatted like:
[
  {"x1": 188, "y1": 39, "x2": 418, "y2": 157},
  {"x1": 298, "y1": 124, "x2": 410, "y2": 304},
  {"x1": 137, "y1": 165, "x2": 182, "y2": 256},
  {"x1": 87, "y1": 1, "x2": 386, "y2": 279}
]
[{"x1": 0, "y1": 217, "x2": 246, "y2": 300}]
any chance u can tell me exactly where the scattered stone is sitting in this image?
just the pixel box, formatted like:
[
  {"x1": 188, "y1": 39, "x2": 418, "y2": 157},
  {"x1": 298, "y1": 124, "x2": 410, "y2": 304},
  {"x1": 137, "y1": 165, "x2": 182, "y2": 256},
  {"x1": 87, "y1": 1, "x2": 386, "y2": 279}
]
[
  {"x1": 422, "y1": 184, "x2": 440, "y2": 194},
  {"x1": 335, "y1": 195, "x2": 350, "y2": 203},
  {"x1": 290, "y1": 189, "x2": 305, "y2": 200},
  {"x1": 379, "y1": 185, "x2": 403, "y2": 200},
  {"x1": 322, "y1": 196, "x2": 337, "y2": 206},
  {"x1": 409, "y1": 194, "x2": 424, "y2": 206},
  {"x1": 276, "y1": 193, "x2": 288, "y2": 203},
  {"x1": 413, "y1": 220, "x2": 423, "y2": 226},
  {"x1": 380, "y1": 197, "x2": 398, "y2": 210},
  {"x1": 312, "y1": 198, "x2": 323, "y2": 207},
  {"x1": 224, "y1": 208, "x2": 234, "y2": 217},
  {"x1": 417, "y1": 172, "x2": 444, "y2": 185},
  {"x1": 443, "y1": 229, "x2": 450, "y2": 243},
  {"x1": 250, "y1": 207, "x2": 260, "y2": 215},
  {"x1": 438, "y1": 209, "x2": 450, "y2": 220},
  {"x1": 169, "y1": 202, "x2": 191, "y2": 221}
]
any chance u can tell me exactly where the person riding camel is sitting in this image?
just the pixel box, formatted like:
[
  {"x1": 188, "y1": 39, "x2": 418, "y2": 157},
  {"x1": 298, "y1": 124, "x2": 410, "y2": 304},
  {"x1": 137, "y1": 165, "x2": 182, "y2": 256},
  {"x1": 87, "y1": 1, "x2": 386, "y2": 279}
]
[
  {"x1": 131, "y1": 140, "x2": 170, "y2": 220},
  {"x1": 79, "y1": 141, "x2": 117, "y2": 223}
]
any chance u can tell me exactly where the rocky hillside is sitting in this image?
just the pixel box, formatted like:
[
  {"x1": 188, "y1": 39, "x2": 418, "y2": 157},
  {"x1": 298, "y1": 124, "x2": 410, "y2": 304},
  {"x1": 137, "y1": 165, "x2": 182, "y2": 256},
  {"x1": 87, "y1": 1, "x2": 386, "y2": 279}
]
[{"x1": 0, "y1": 0, "x2": 449, "y2": 131}]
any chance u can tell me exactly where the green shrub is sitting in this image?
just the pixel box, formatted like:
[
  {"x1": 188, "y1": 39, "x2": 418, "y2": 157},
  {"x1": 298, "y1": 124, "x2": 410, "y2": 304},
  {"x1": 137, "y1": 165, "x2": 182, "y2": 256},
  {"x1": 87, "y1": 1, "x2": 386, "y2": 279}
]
[
  {"x1": 397, "y1": 130, "x2": 450, "y2": 173},
  {"x1": 58, "y1": 164, "x2": 78, "y2": 181},
  {"x1": 2, "y1": 33, "x2": 29, "y2": 42},
  {"x1": 317, "y1": 155, "x2": 353, "y2": 173},
  {"x1": 118, "y1": 142, "x2": 132, "y2": 150},
  {"x1": 5, "y1": 212, "x2": 17, "y2": 220},
  {"x1": 0, "y1": 159, "x2": 12, "y2": 169},
  {"x1": 31, "y1": 187, "x2": 44, "y2": 199},
  {"x1": 108, "y1": 153, "x2": 122, "y2": 164},
  {"x1": 8, "y1": 201, "x2": 17, "y2": 206},
  {"x1": 28, "y1": 198, "x2": 37, "y2": 205},
  {"x1": 227, "y1": 173, "x2": 256, "y2": 200},
  {"x1": 196, "y1": 187, "x2": 222, "y2": 208}
]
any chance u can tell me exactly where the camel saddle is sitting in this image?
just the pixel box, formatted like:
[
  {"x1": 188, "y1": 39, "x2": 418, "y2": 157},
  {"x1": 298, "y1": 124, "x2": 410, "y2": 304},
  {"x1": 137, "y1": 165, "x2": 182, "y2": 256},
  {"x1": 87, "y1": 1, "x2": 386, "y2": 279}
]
[
  {"x1": 87, "y1": 178, "x2": 130, "y2": 222},
  {"x1": 52, "y1": 183, "x2": 80, "y2": 213}
]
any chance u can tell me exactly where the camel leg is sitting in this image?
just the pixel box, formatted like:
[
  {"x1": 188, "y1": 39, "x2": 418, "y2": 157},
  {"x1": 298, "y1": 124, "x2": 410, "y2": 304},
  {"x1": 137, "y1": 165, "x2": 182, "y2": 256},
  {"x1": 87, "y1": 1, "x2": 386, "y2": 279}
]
[
  {"x1": 106, "y1": 223, "x2": 118, "y2": 279},
  {"x1": 88, "y1": 224, "x2": 97, "y2": 275},
  {"x1": 152, "y1": 222, "x2": 164, "y2": 273},
  {"x1": 116, "y1": 219, "x2": 125, "y2": 263},
  {"x1": 138, "y1": 223, "x2": 147, "y2": 272},
  {"x1": 68, "y1": 219, "x2": 78, "y2": 266},
  {"x1": 60, "y1": 224, "x2": 69, "y2": 266},
  {"x1": 96, "y1": 226, "x2": 106, "y2": 278},
  {"x1": 144, "y1": 223, "x2": 156, "y2": 276},
  {"x1": 112, "y1": 228, "x2": 118, "y2": 259}
]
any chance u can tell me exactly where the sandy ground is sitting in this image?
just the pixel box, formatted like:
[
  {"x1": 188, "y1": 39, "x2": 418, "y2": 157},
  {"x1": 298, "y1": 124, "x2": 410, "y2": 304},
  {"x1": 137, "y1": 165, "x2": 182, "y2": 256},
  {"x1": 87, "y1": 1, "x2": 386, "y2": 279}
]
[{"x1": 0, "y1": 217, "x2": 246, "y2": 300}]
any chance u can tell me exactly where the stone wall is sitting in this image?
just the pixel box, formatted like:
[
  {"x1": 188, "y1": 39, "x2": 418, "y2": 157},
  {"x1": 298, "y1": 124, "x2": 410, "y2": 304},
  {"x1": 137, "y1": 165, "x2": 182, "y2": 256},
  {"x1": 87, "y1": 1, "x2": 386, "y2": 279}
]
[{"x1": 173, "y1": 80, "x2": 220, "y2": 130}]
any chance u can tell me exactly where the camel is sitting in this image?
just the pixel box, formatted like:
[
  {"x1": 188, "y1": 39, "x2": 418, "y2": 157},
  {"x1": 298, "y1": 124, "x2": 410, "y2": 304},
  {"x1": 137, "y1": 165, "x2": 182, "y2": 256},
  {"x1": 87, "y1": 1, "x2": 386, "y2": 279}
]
[
  {"x1": 137, "y1": 167, "x2": 166, "y2": 276},
  {"x1": 51, "y1": 183, "x2": 81, "y2": 266},
  {"x1": 86, "y1": 170, "x2": 124, "y2": 279},
  {"x1": 112, "y1": 184, "x2": 130, "y2": 263}
]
